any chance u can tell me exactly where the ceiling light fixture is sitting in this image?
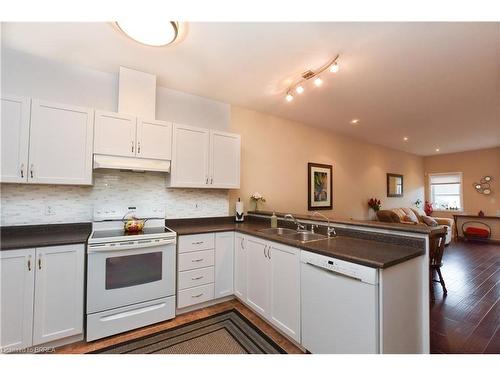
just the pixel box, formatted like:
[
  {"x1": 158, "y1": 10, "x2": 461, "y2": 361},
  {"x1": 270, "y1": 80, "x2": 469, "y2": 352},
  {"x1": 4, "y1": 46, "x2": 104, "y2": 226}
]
[
  {"x1": 435, "y1": 148, "x2": 440, "y2": 152},
  {"x1": 116, "y1": 20, "x2": 179, "y2": 47},
  {"x1": 329, "y1": 62, "x2": 340, "y2": 73},
  {"x1": 403, "y1": 137, "x2": 409, "y2": 141},
  {"x1": 284, "y1": 54, "x2": 340, "y2": 102},
  {"x1": 350, "y1": 119, "x2": 360, "y2": 124}
]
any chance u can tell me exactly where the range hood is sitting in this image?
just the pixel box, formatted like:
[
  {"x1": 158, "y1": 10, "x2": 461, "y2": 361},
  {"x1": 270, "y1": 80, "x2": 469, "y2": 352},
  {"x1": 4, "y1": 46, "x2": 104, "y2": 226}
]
[{"x1": 93, "y1": 155, "x2": 170, "y2": 173}]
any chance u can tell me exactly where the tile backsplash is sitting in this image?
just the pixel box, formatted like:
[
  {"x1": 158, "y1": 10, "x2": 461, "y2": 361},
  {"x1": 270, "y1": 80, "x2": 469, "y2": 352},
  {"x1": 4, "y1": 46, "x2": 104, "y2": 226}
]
[{"x1": 0, "y1": 170, "x2": 229, "y2": 226}]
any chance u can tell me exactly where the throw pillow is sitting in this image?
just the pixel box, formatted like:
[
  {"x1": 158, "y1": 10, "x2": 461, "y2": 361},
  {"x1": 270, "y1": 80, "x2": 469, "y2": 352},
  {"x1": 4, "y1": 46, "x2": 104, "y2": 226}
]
[
  {"x1": 422, "y1": 215, "x2": 439, "y2": 227},
  {"x1": 401, "y1": 208, "x2": 419, "y2": 223}
]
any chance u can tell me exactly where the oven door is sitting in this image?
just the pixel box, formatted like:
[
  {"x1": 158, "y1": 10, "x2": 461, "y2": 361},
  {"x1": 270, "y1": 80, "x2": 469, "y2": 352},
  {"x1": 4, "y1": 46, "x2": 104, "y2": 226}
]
[{"x1": 87, "y1": 238, "x2": 176, "y2": 314}]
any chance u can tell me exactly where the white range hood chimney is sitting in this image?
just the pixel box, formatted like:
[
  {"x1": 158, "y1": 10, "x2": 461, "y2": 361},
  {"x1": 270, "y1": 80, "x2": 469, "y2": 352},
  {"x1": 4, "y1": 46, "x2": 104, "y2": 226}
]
[{"x1": 94, "y1": 67, "x2": 171, "y2": 173}]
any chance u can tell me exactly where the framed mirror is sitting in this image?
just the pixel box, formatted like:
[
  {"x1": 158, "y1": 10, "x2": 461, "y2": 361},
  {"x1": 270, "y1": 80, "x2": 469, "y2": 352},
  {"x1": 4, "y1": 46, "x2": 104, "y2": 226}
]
[{"x1": 387, "y1": 173, "x2": 404, "y2": 197}]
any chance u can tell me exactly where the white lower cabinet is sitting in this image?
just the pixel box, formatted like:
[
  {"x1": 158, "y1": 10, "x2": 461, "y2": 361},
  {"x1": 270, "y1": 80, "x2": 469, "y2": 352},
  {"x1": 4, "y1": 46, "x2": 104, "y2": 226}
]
[
  {"x1": 32, "y1": 245, "x2": 85, "y2": 345},
  {"x1": 268, "y1": 242, "x2": 301, "y2": 341},
  {"x1": 214, "y1": 232, "x2": 234, "y2": 298},
  {"x1": 233, "y1": 233, "x2": 247, "y2": 300},
  {"x1": 245, "y1": 236, "x2": 270, "y2": 316},
  {"x1": 0, "y1": 248, "x2": 35, "y2": 351},
  {"x1": 0, "y1": 244, "x2": 85, "y2": 351},
  {"x1": 238, "y1": 234, "x2": 301, "y2": 342}
]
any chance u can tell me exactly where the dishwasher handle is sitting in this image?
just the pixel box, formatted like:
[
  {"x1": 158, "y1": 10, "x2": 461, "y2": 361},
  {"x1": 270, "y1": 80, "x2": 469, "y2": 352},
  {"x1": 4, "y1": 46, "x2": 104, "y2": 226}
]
[{"x1": 304, "y1": 261, "x2": 378, "y2": 285}]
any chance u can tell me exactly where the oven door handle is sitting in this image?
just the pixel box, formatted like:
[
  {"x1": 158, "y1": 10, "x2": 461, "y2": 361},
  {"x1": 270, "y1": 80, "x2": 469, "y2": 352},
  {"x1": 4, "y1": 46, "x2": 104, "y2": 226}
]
[{"x1": 88, "y1": 238, "x2": 176, "y2": 253}]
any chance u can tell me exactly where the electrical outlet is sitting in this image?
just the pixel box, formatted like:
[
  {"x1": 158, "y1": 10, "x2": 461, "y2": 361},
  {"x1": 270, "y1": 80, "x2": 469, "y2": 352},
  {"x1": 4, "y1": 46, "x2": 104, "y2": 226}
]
[{"x1": 45, "y1": 205, "x2": 56, "y2": 216}]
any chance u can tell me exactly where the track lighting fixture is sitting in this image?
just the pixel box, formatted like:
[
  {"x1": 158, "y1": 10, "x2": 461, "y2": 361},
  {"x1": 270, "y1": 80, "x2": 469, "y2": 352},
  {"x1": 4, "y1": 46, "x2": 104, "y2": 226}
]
[{"x1": 284, "y1": 55, "x2": 340, "y2": 102}]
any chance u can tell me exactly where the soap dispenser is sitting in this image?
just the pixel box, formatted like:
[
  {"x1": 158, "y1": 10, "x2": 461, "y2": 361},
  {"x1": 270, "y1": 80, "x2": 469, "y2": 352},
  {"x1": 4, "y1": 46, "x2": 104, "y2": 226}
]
[{"x1": 271, "y1": 212, "x2": 278, "y2": 228}]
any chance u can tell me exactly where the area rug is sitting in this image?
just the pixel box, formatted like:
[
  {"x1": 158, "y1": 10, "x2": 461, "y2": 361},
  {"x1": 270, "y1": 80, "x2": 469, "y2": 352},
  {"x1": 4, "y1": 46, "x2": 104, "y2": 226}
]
[{"x1": 90, "y1": 309, "x2": 286, "y2": 354}]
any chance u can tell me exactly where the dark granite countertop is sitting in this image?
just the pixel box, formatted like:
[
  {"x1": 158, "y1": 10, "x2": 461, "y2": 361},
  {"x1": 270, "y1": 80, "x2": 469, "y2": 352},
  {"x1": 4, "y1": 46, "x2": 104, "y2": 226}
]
[
  {"x1": 165, "y1": 216, "x2": 426, "y2": 269},
  {"x1": 247, "y1": 210, "x2": 439, "y2": 234},
  {"x1": 0, "y1": 223, "x2": 92, "y2": 251}
]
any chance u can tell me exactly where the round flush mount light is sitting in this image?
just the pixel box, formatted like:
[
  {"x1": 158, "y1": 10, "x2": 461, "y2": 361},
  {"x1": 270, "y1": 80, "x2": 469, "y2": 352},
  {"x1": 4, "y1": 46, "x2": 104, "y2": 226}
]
[
  {"x1": 350, "y1": 119, "x2": 360, "y2": 125},
  {"x1": 295, "y1": 85, "x2": 304, "y2": 94},
  {"x1": 285, "y1": 92, "x2": 294, "y2": 102},
  {"x1": 403, "y1": 137, "x2": 409, "y2": 141},
  {"x1": 116, "y1": 20, "x2": 179, "y2": 47}
]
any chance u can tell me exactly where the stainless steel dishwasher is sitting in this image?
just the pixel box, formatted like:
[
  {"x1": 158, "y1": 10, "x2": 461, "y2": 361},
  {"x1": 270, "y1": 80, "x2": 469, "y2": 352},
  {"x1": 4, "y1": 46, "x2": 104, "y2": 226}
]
[{"x1": 300, "y1": 250, "x2": 379, "y2": 353}]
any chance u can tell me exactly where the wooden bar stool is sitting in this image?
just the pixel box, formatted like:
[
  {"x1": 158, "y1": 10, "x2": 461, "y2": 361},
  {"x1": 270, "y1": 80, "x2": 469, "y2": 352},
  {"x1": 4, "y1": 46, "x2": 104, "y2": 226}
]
[{"x1": 430, "y1": 228, "x2": 448, "y2": 296}]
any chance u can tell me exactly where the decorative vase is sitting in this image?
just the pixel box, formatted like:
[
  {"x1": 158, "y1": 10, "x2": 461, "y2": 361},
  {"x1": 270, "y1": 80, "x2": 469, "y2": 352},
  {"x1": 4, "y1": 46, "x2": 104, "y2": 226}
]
[{"x1": 368, "y1": 208, "x2": 378, "y2": 221}]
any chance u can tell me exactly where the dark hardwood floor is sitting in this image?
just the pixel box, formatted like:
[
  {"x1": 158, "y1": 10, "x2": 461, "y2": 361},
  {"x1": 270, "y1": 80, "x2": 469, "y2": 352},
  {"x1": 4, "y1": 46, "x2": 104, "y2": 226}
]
[{"x1": 430, "y1": 240, "x2": 500, "y2": 354}]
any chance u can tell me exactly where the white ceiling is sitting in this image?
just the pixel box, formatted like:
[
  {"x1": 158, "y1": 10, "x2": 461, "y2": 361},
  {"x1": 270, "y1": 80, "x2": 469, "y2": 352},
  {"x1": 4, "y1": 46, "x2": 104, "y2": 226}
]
[{"x1": 2, "y1": 22, "x2": 499, "y2": 156}]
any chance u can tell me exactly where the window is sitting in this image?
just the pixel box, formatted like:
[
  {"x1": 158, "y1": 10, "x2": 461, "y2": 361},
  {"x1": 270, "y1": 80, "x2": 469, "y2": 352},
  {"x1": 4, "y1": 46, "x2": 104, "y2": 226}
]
[{"x1": 428, "y1": 172, "x2": 463, "y2": 211}]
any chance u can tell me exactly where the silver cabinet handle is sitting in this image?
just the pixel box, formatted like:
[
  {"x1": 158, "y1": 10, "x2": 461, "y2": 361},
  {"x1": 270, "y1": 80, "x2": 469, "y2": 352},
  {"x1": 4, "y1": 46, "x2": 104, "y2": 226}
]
[
  {"x1": 137, "y1": 141, "x2": 141, "y2": 154},
  {"x1": 192, "y1": 241, "x2": 204, "y2": 245},
  {"x1": 30, "y1": 164, "x2": 34, "y2": 178},
  {"x1": 192, "y1": 293, "x2": 204, "y2": 298},
  {"x1": 263, "y1": 245, "x2": 267, "y2": 258},
  {"x1": 191, "y1": 258, "x2": 204, "y2": 262},
  {"x1": 27, "y1": 257, "x2": 31, "y2": 271},
  {"x1": 192, "y1": 276, "x2": 203, "y2": 280},
  {"x1": 38, "y1": 256, "x2": 42, "y2": 270},
  {"x1": 205, "y1": 176, "x2": 209, "y2": 184},
  {"x1": 131, "y1": 141, "x2": 134, "y2": 153},
  {"x1": 20, "y1": 163, "x2": 24, "y2": 178},
  {"x1": 240, "y1": 238, "x2": 245, "y2": 250},
  {"x1": 210, "y1": 177, "x2": 213, "y2": 184},
  {"x1": 267, "y1": 246, "x2": 271, "y2": 260}
]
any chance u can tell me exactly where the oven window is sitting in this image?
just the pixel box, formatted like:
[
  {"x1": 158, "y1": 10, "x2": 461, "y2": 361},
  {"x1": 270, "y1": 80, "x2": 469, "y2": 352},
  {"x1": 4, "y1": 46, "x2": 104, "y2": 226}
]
[{"x1": 105, "y1": 252, "x2": 162, "y2": 290}]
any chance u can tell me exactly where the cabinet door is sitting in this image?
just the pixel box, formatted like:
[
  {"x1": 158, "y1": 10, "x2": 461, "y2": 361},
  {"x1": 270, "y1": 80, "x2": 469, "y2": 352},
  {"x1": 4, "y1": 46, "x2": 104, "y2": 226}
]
[
  {"x1": 29, "y1": 100, "x2": 94, "y2": 185},
  {"x1": 269, "y1": 243, "x2": 301, "y2": 341},
  {"x1": 136, "y1": 118, "x2": 172, "y2": 160},
  {"x1": 33, "y1": 245, "x2": 84, "y2": 345},
  {"x1": 1, "y1": 96, "x2": 30, "y2": 183},
  {"x1": 94, "y1": 110, "x2": 136, "y2": 157},
  {"x1": 169, "y1": 123, "x2": 209, "y2": 187},
  {"x1": 245, "y1": 236, "x2": 270, "y2": 317},
  {"x1": 214, "y1": 232, "x2": 234, "y2": 298},
  {"x1": 234, "y1": 233, "x2": 247, "y2": 300},
  {"x1": 209, "y1": 130, "x2": 241, "y2": 188},
  {"x1": 0, "y1": 248, "x2": 35, "y2": 351}
]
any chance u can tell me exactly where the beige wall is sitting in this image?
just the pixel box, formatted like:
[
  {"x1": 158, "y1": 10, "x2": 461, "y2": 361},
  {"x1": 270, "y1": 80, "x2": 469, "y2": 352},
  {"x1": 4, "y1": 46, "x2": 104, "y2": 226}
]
[
  {"x1": 424, "y1": 147, "x2": 500, "y2": 218},
  {"x1": 229, "y1": 106, "x2": 425, "y2": 220}
]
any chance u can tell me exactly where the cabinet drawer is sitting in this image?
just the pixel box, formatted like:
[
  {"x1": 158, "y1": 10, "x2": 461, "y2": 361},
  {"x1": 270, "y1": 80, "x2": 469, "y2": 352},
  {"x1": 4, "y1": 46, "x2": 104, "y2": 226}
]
[
  {"x1": 177, "y1": 284, "x2": 214, "y2": 309},
  {"x1": 178, "y1": 266, "x2": 214, "y2": 290},
  {"x1": 178, "y1": 233, "x2": 215, "y2": 253},
  {"x1": 178, "y1": 250, "x2": 215, "y2": 271}
]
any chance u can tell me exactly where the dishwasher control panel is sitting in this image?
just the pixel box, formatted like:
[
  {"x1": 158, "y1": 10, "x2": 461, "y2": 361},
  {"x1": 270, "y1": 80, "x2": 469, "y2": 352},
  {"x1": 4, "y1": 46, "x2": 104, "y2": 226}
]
[{"x1": 301, "y1": 251, "x2": 378, "y2": 284}]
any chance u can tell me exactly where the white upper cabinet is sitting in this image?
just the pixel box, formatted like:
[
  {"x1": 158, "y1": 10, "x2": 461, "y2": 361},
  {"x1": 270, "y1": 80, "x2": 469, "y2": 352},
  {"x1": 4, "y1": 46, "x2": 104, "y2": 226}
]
[
  {"x1": 136, "y1": 118, "x2": 172, "y2": 160},
  {"x1": 0, "y1": 248, "x2": 35, "y2": 351},
  {"x1": 167, "y1": 124, "x2": 240, "y2": 189},
  {"x1": 94, "y1": 110, "x2": 136, "y2": 157},
  {"x1": 29, "y1": 100, "x2": 94, "y2": 185},
  {"x1": 210, "y1": 130, "x2": 241, "y2": 188},
  {"x1": 168, "y1": 123, "x2": 210, "y2": 187},
  {"x1": 32, "y1": 245, "x2": 84, "y2": 345},
  {"x1": 1, "y1": 96, "x2": 31, "y2": 183}
]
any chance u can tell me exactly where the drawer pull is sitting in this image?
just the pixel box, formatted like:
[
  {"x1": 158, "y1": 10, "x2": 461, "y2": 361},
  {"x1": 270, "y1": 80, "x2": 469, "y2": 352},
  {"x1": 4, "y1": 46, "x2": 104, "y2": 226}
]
[
  {"x1": 192, "y1": 293, "x2": 204, "y2": 298},
  {"x1": 192, "y1": 241, "x2": 204, "y2": 245},
  {"x1": 191, "y1": 276, "x2": 204, "y2": 280},
  {"x1": 191, "y1": 258, "x2": 204, "y2": 262}
]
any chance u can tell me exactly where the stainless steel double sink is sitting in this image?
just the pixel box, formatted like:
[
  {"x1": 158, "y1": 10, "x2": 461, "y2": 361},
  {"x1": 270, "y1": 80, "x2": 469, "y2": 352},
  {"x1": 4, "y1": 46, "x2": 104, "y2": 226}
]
[{"x1": 258, "y1": 227, "x2": 328, "y2": 243}]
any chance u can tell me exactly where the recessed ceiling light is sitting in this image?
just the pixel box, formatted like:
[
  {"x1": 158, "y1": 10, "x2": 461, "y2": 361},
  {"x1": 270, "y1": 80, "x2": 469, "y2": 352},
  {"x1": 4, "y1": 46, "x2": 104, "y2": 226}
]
[
  {"x1": 350, "y1": 119, "x2": 360, "y2": 124},
  {"x1": 435, "y1": 148, "x2": 440, "y2": 152},
  {"x1": 116, "y1": 20, "x2": 179, "y2": 47},
  {"x1": 295, "y1": 85, "x2": 304, "y2": 94},
  {"x1": 314, "y1": 77, "x2": 323, "y2": 87},
  {"x1": 403, "y1": 137, "x2": 409, "y2": 141}
]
